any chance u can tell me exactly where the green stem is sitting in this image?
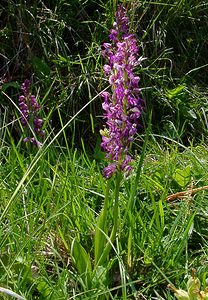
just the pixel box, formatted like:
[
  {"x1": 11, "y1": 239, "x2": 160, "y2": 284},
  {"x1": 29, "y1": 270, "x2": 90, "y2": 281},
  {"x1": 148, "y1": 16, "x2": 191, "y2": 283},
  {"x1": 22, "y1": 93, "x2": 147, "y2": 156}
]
[
  {"x1": 102, "y1": 179, "x2": 111, "y2": 233},
  {"x1": 96, "y1": 172, "x2": 122, "y2": 267},
  {"x1": 124, "y1": 111, "x2": 152, "y2": 221}
]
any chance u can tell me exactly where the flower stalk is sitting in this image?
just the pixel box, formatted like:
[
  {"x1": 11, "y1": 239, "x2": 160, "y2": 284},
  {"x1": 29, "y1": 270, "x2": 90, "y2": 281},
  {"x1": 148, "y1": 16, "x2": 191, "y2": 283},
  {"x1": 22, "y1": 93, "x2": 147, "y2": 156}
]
[{"x1": 95, "y1": 172, "x2": 122, "y2": 267}]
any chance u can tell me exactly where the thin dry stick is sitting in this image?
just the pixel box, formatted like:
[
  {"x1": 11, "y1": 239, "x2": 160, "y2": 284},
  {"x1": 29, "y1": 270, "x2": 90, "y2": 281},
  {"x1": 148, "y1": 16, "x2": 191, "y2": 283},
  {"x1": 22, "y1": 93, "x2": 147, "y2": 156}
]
[{"x1": 166, "y1": 185, "x2": 208, "y2": 202}]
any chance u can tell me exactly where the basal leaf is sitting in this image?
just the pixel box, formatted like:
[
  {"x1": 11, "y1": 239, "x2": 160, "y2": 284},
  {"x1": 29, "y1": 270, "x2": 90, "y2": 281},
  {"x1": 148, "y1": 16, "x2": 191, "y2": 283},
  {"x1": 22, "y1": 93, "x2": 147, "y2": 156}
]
[{"x1": 71, "y1": 238, "x2": 92, "y2": 288}]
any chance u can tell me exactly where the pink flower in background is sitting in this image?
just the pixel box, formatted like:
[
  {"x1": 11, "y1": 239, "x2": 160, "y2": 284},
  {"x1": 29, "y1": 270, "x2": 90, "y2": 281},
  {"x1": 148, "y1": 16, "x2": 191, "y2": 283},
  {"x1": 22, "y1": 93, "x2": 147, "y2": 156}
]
[{"x1": 19, "y1": 79, "x2": 44, "y2": 146}]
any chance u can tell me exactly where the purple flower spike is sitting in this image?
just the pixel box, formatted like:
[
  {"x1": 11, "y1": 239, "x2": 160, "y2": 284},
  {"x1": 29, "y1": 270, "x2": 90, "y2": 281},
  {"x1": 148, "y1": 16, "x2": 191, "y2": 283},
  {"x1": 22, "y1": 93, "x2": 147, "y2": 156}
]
[
  {"x1": 22, "y1": 79, "x2": 30, "y2": 95},
  {"x1": 100, "y1": 5, "x2": 143, "y2": 178},
  {"x1": 18, "y1": 80, "x2": 44, "y2": 147}
]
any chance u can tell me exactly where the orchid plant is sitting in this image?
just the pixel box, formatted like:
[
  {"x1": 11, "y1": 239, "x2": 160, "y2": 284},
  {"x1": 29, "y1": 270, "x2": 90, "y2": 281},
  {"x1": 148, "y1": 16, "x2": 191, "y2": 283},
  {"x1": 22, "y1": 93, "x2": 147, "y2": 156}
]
[
  {"x1": 18, "y1": 79, "x2": 44, "y2": 147},
  {"x1": 96, "y1": 2, "x2": 143, "y2": 264},
  {"x1": 71, "y1": 5, "x2": 144, "y2": 298}
]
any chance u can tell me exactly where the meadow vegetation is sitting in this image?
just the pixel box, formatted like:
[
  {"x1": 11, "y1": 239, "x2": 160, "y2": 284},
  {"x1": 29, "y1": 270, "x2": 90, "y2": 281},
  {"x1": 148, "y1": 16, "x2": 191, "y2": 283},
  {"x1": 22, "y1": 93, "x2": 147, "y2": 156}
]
[{"x1": 0, "y1": 0, "x2": 208, "y2": 299}]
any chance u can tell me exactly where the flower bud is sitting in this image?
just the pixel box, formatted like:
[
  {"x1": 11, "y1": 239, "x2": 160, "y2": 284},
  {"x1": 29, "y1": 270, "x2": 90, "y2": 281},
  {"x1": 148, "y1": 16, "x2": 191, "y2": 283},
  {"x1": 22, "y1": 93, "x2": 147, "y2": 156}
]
[
  {"x1": 174, "y1": 289, "x2": 190, "y2": 300},
  {"x1": 168, "y1": 284, "x2": 189, "y2": 300},
  {"x1": 199, "y1": 291, "x2": 208, "y2": 300},
  {"x1": 187, "y1": 269, "x2": 201, "y2": 299}
]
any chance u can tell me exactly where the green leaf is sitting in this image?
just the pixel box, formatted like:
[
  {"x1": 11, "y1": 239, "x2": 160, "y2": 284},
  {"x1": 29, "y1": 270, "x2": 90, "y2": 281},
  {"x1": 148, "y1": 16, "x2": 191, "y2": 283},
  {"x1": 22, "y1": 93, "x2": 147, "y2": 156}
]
[
  {"x1": 71, "y1": 238, "x2": 92, "y2": 288},
  {"x1": 166, "y1": 85, "x2": 186, "y2": 99},
  {"x1": 188, "y1": 109, "x2": 197, "y2": 119},
  {"x1": 37, "y1": 280, "x2": 52, "y2": 299},
  {"x1": 92, "y1": 265, "x2": 108, "y2": 287},
  {"x1": 94, "y1": 179, "x2": 111, "y2": 266},
  {"x1": 94, "y1": 207, "x2": 106, "y2": 266},
  {"x1": 2, "y1": 81, "x2": 20, "y2": 91},
  {"x1": 31, "y1": 56, "x2": 51, "y2": 79},
  {"x1": 172, "y1": 165, "x2": 191, "y2": 187},
  {"x1": 144, "y1": 246, "x2": 153, "y2": 265}
]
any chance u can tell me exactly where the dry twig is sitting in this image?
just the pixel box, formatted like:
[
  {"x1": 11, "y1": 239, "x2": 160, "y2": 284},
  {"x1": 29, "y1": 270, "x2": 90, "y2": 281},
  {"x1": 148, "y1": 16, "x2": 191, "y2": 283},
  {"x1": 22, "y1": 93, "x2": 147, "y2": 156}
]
[{"x1": 166, "y1": 185, "x2": 208, "y2": 202}]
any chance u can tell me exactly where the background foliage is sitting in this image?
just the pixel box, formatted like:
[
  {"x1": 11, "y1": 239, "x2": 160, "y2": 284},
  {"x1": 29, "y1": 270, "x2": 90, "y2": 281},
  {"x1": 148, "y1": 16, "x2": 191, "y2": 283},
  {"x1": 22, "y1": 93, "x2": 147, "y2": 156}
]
[
  {"x1": 0, "y1": 0, "x2": 208, "y2": 299},
  {"x1": 1, "y1": 0, "x2": 207, "y2": 147}
]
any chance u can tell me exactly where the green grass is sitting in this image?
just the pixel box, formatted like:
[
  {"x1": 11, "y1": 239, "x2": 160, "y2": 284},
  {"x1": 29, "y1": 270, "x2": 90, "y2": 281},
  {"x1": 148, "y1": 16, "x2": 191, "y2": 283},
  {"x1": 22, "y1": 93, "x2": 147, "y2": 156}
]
[
  {"x1": 0, "y1": 0, "x2": 208, "y2": 299},
  {"x1": 0, "y1": 125, "x2": 208, "y2": 299}
]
